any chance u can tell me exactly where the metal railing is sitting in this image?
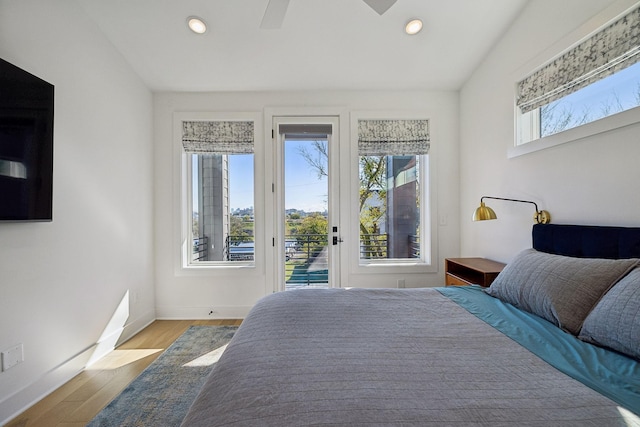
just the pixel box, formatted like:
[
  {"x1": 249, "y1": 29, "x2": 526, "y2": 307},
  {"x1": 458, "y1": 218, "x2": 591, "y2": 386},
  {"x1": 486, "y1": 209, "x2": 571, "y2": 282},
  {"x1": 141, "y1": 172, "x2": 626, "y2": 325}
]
[
  {"x1": 285, "y1": 233, "x2": 328, "y2": 288},
  {"x1": 409, "y1": 234, "x2": 420, "y2": 258},
  {"x1": 226, "y1": 235, "x2": 255, "y2": 261},
  {"x1": 360, "y1": 233, "x2": 420, "y2": 259},
  {"x1": 192, "y1": 236, "x2": 208, "y2": 261},
  {"x1": 360, "y1": 233, "x2": 388, "y2": 259},
  {"x1": 194, "y1": 232, "x2": 418, "y2": 269}
]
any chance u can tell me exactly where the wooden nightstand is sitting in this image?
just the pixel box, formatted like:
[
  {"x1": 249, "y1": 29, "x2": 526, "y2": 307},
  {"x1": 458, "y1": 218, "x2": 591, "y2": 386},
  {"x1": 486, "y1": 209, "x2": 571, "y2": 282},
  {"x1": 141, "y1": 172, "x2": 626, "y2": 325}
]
[{"x1": 445, "y1": 258, "x2": 506, "y2": 287}]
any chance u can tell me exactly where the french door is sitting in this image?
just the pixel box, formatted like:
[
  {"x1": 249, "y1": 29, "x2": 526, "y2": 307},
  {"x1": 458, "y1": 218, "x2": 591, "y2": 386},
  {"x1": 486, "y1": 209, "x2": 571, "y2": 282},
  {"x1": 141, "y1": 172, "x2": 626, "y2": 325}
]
[{"x1": 273, "y1": 116, "x2": 342, "y2": 291}]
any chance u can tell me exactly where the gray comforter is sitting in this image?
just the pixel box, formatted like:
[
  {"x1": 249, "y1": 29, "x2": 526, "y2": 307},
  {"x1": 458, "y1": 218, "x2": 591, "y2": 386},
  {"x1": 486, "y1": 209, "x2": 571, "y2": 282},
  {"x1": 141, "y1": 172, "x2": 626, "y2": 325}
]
[{"x1": 181, "y1": 288, "x2": 629, "y2": 426}]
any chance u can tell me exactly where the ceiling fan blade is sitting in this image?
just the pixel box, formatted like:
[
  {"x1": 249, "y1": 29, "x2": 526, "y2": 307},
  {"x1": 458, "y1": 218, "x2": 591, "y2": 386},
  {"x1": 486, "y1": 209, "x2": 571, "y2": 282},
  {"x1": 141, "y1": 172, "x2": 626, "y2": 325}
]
[
  {"x1": 260, "y1": 0, "x2": 290, "y2": 29},
  {"x1": 362, "y1": 0, "x2": 397, "y2": 15}
]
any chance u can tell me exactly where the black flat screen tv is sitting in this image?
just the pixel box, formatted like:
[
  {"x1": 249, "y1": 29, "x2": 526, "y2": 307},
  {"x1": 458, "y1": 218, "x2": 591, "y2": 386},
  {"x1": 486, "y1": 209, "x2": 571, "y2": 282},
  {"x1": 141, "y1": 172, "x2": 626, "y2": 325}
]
[{"x1": 0, "y1": 58, "x2": 54, "y2": 221}]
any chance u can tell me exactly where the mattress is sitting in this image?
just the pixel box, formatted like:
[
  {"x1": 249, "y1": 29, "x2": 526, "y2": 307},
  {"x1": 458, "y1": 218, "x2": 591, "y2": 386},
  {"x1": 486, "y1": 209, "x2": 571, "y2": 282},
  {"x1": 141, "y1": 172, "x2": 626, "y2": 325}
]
[{"x1": 181, "y1": 287, "x2": 638, "y2": 426}]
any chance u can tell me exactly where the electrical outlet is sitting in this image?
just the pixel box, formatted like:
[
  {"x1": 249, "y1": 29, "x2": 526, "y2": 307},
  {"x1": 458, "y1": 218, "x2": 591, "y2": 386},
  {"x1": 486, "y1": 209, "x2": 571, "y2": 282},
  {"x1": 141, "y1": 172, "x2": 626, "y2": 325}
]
[
  {"x1": 397, "y1": 279, "x2": 405, "y2": 288},
  {"x1": 1, "y1": 343, "x2": 24, "y2": 372}
]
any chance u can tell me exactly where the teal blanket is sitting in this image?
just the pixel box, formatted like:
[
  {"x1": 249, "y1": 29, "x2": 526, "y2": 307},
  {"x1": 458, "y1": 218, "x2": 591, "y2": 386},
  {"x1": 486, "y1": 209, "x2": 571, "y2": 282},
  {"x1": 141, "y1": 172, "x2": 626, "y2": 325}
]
[{"x1": 438, "y1": 285, "x2": 640, "y2": 415}]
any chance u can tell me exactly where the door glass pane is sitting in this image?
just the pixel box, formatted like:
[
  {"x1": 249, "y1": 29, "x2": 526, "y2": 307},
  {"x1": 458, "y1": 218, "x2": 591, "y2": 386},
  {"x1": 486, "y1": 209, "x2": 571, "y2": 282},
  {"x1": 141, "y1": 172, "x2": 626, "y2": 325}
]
[
  {"x1": 190, "y1": 153, "x2": 254, "y2": 264},
  {"x1": 284, "y1": 138, "x2": 329, "y2": 289},
  {"x1": 359, "y1": 155, "x2": 420, "y2": 261}
]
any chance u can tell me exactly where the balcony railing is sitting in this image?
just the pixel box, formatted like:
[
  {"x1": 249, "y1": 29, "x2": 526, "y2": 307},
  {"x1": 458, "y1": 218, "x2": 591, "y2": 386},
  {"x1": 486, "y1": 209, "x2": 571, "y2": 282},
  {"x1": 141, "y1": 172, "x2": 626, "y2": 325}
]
[
  {"x1": 360, "y1": 233, "x2": 420, "y2": 259},
  {"x1": 360, "y1": 233, "x2": 388, "y2": 259},
  {"x1": 285, "y1": 233, "x2": 328, "y2": 288},
  {"x1": 193, "y1": 233, "x2": 419, "y2": 280},
  {"x1": 192, "y1": 236, "x2": 208, "y2": 261},
  {"x1": 409, "y1": 234, "x2": 420, "y2": 258},
  {"x1": 226, "y1": 235, "x2": 255, "y2": 261}
]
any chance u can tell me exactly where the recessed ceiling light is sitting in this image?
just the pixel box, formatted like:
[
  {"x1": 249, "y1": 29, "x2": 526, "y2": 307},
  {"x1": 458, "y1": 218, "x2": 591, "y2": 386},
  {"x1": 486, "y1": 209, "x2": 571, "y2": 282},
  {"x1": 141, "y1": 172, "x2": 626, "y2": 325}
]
[
  {"x1": 187, "y1": 16, "x2": 207, "y2": 34},
  {"x1": 405, "y1": 19, "x2": 423, "y2": 35}
]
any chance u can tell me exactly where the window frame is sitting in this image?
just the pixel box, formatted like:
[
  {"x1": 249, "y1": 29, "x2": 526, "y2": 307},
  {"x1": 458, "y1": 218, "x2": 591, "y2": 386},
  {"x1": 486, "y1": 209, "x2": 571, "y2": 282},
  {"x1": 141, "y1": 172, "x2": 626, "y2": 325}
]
[
  {"x1": 174, "y1": 111, "x2": 264, "y2": 275},
  {"x1": 511, "y1": 104, "x2": 640, "y2": 158},
  {"x1": 512, "y1": 2, "x2": 640, "y2": 158},
  {"x1": 349, "y1": 111, "x2": 438, "y2": 275}
]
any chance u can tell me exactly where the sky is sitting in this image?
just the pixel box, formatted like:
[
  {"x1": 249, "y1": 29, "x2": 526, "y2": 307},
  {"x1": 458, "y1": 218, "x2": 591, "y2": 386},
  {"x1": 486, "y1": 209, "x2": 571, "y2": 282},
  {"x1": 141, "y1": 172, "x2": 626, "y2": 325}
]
[
  {"x1": 221, "y1": 62, "x2": 640, "y2": 211},
  {"x1": 542, "y1": 61, "x2": 640, "y2": 135},
  {"x1": 283, "y1": 140, "x2": 328, "y2": 212},
  {"x1": 228, "y1": 139, "x2": 328, "y2": 212}
]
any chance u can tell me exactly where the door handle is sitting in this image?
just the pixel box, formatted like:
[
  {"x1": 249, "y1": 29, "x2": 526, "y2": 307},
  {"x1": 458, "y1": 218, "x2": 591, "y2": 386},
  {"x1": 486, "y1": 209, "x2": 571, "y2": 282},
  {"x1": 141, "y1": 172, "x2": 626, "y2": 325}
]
[{"x1": 332, "y1": 236, "x2": 344, "y2": 245}]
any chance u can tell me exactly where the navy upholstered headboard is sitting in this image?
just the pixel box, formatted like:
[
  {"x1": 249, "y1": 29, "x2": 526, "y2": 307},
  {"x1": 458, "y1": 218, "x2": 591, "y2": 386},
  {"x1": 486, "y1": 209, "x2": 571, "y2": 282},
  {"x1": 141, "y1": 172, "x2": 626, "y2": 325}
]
[{"x1": 532, "y1": 224, "x2": 640, "y2": 259}]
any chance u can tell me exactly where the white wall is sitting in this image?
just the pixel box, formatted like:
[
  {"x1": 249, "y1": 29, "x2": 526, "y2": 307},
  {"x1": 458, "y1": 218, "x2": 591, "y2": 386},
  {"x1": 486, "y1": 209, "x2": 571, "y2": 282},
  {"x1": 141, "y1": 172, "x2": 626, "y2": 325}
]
[
  {"x1": 154, "y1": 91, "x2": 460, "y2": 319},
  {"x1": 460, "y1": 0, "x2": 640, "y2": 262},
  {"x1": 0, "y1": 0, "x2": 155, "y2": 422}
]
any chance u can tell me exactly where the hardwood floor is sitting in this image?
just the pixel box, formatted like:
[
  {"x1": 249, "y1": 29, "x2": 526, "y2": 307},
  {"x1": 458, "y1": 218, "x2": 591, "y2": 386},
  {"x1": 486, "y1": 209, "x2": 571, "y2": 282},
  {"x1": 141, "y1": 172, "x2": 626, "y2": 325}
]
[{"x1": 6, "y1": 319, "x2": 242, "y2": 427}]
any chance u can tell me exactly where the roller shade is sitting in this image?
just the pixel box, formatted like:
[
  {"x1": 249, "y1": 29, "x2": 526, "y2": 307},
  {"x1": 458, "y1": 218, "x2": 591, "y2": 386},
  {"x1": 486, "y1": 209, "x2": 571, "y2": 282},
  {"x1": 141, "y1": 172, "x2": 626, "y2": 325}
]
[{"x1": 278, "y1": 124, "x2": 333, "y2": 140}]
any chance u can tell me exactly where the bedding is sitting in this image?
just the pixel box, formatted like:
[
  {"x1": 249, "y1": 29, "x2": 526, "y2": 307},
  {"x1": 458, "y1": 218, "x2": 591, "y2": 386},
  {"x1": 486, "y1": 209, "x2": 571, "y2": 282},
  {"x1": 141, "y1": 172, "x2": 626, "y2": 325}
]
[
  {"x1": 181, "y1": 224, "x2": 640, "y2": 426},
  {"x1": 182, "y1": 287, "x2": 639, "y2": 426},
  {"x1": 485, "y1": 248, "x2": 638, "y2": 334},
  {"x1": 579, "y1": 267, "x2": 640, "y2": 361}
]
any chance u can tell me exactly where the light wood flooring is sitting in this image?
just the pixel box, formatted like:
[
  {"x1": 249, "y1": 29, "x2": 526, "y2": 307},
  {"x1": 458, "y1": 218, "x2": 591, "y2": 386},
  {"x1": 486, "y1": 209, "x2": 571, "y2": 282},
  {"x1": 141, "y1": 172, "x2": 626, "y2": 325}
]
[{"x1": 6, "y1": 319, "x2": 242, "y2": 427}]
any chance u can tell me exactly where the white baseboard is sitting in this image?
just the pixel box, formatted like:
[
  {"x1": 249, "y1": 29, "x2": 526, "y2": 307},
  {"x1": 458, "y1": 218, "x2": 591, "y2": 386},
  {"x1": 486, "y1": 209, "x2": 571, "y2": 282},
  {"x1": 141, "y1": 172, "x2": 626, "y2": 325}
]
[
  {"x1": 155, "y1": 305, "x2": 251, "y2": 320},
  {"x1": 0, "y1": 309, "x2": 155, "y2": 425},
  {"x1": 0, "y1": 343, "x2": 94, "y2": 425}
]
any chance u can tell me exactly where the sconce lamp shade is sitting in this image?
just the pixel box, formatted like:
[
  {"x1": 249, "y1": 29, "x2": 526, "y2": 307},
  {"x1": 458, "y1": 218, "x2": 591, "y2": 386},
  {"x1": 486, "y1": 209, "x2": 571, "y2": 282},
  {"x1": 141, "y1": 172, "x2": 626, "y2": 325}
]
[
  {"x1": 473, "y1": 202, "x2": 497, "y2": 221},
  {"x1": 472, "y1": 196, "x2": 551, "y2": 224}
]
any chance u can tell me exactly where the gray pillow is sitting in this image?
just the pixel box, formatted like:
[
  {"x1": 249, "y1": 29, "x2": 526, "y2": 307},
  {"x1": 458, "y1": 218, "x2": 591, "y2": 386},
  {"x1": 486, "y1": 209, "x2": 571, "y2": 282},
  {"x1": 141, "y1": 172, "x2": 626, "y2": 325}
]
[
  {"x1": 485, "y1": 249, "x2": 639, "y2": 335},
  {"x1": 579, "y1": 267, "x2": 640, "y2": 360}
]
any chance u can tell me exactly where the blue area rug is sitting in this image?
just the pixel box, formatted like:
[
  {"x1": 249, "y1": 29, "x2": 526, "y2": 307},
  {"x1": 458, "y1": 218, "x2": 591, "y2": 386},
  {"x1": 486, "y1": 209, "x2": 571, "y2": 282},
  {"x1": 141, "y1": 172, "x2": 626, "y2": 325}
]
[{"x1": 88, "y1": 325, "x2": 237, "y2": 427}]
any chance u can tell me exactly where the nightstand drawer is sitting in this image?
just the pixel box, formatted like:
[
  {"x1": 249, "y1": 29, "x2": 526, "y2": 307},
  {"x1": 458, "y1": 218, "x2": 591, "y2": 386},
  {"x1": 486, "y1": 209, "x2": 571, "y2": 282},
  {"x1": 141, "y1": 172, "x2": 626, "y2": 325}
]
[{"x1": 445, "y1": 273, "x2": 472, "y2": 286}]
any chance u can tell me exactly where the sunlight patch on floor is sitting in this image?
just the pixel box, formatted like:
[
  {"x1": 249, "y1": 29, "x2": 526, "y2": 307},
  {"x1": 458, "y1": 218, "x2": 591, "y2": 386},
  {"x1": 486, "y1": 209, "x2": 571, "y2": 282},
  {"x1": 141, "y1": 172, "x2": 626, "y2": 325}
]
[
  {"x1": 86, "y1": 348, "x2": 162, "y2": 370},
  {"x1": 183, "y1": 344, "x2": 229, "y2": 367}
]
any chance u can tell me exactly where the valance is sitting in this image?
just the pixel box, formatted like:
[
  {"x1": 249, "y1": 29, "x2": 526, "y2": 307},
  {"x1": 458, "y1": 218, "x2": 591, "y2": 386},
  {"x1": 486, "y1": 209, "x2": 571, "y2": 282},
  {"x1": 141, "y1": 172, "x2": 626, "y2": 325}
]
[
  {"x1": 182, "y1": 121, "x2": 254, "y2": 154},
  {"x1": 517, "y1": 6, "x2": 640, "y2": 113},
  {"x1": 357, "y1": 119, "x2": 430, "y2": 156}
]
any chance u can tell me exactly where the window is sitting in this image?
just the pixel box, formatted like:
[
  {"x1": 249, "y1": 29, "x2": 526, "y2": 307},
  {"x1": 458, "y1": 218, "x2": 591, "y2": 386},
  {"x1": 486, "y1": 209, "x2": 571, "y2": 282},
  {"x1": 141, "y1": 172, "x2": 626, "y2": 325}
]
[
  {"x1": 181, "y1": 119, "x2": 255, "y2": 267},
  {"x1": 356, "y1": 119, "x2": 430, "y2": 265},
  {"x1": 516, "y1": 6, "x2": 640, "y2": 146}
]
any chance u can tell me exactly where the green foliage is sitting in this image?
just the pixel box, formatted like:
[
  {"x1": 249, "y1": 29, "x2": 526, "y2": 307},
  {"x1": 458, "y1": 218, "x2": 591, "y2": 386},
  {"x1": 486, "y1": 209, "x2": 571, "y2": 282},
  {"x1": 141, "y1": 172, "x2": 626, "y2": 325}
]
[
  {"x1": 230, "y1": 215, "x2": 253, "y2": 243},
  {"x1": 358, "y1": 156, "x2": 386, "y2": 235},
  {"x1": 297, "y1": 142, "x2": 393, "y2": 259},
  {"x1": 295, "y1": 213, "x2": 328, "y2": 254}
]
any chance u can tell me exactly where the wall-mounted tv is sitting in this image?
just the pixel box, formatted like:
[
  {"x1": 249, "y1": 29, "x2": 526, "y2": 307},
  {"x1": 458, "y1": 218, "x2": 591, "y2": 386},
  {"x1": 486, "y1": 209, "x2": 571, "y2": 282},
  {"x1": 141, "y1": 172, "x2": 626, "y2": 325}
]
[{"x1": 0, "y1": 58, "x2": 54, "y2": 222}]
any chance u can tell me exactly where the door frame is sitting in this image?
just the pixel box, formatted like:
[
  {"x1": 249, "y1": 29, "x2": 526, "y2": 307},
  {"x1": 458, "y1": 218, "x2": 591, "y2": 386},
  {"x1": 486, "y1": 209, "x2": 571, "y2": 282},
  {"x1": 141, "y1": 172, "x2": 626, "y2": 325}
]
[{"x1": 264, "y1": 108, "x2": 349, "y2": 294}]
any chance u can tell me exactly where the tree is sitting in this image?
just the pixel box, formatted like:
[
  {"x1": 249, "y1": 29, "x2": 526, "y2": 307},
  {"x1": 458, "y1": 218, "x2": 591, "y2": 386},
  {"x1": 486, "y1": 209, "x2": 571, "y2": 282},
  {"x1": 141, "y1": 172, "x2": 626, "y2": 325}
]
[
  {"x1": 298, "y1": 142, "x2": 387, "y2": 257},
  {"x1": 298, "y1": 140, "x2": 328, "y2": 179},
  {"x1": 540, "y1": 84, "x2": 640, "y2": 137},
  {"x1": 230, "y1": 215, "x2": 252, "y2": 243},
  {"x1": 358, "y1": 156, "x2": 387, "y2": 258},
  {"x1": 295, "y1": 213, "x2": 328, "y2": 255}
]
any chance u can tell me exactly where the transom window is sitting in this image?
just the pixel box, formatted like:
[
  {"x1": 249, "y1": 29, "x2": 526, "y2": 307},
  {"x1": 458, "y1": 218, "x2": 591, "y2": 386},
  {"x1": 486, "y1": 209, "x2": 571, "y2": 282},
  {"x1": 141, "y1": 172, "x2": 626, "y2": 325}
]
[{"x1": 516, "y1": 6, "x2": 640, "y2": 146}]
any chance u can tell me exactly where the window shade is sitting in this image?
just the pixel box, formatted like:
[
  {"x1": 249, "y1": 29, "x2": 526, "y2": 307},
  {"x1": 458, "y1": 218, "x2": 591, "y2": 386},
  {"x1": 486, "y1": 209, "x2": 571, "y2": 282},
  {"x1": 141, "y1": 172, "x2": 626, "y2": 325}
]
[
  {"x1": 357, "y1": 119, "x2": 430, "y2": 156},
  {"x1": 517, "y1": 6, "x2": 640, "y2": 113},
  {"x1": 278, "y1": 124, "x2": 333, "y2": 140},
  {"x1": 182, "y1": 121, "x2": 254, "y2": 154}
]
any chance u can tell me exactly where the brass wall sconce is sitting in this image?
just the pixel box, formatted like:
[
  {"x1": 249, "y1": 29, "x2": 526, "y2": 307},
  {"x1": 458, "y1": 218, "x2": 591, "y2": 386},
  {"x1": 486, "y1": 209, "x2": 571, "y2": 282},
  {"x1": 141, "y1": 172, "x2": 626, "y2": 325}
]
[{"x1": 473, "y1": 196, "x2": 551, "y2": 224}]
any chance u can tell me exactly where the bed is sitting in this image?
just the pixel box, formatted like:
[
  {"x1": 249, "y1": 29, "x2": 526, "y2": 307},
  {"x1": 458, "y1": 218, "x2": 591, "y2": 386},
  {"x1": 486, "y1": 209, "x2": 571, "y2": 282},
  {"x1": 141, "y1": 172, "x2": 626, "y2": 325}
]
[{"x1": 181, "y1": 224, "x2": 640, "y2": 426}]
